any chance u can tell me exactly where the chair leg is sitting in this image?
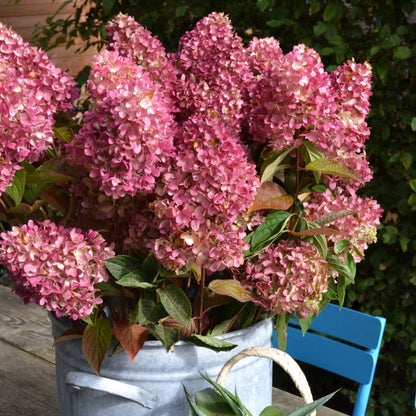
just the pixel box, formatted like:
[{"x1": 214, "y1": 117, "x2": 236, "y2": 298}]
[{"x1": 352, "y1": 383, "x2": 371, "y2": 416}]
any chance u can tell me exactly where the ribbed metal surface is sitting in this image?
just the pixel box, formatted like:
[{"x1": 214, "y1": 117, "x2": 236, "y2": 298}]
[{"x1": 51, "y1": 316, "x2": 273, "y2": 416}]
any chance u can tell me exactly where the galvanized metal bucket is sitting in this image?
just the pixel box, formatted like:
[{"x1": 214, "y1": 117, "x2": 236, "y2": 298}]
[{"x1": 51, "y1": 316, "x2": 273, "y2": 416}]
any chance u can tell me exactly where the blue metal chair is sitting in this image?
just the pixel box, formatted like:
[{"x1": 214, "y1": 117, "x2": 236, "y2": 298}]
[{"x1": 273, "y1": 303, "x2": 386, "y2": 416}]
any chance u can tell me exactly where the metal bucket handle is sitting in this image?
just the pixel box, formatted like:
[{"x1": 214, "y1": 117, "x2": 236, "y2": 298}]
[
  {"x1": 66, "y1": 371, "x2": 158, "y2": 410},
  {"x1": 215, "y1": 346, "x2": 316, "y2": 416}
]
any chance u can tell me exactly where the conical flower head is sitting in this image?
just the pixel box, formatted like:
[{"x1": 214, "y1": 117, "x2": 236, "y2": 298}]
[
  {"x1": 105, "y1": 13, "x2": 177, "y2": 96},
  {"x1": 148, "y1": 113, "x2": 260, "y2": 274},
  {"x1": 173, "y1": 12, "x2": 253, "y2": 127},
  {"x1": 0, "y1": 22, "x2": 78, "y2": 193},
  {"x1": 67, "y1": 50, "x2": 176, "y2": 198}
]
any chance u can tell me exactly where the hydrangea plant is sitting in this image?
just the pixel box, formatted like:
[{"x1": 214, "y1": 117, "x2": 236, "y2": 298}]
[{"x1": 0, "y1": 12, "x2": 382, "y2": 375}]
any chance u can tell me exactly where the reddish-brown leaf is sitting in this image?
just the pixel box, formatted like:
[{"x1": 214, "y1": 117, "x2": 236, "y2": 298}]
[
  {"x1": 40, "y1": 190, "x2": 69, "y2": 215},
  {"x1": 290, "y1": 226, "x2": 349, "y2": 238},
  {"x1": 82, "y1": 319, "x2": 112, "y2": 376},
  {"x1": 113, "y1": 319, "x2": 149, "y2": 364},
  {"x1": 247, "y1": 181, "x2": 293, "y2": 213},
  {"x1": 53, "y1": 326, "x2": 84, "y2": 346}
]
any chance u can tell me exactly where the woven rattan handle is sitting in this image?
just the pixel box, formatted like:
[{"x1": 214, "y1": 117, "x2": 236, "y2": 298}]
[{"x1": 215, "y1": 346, "x2": 316, "y2": 416}]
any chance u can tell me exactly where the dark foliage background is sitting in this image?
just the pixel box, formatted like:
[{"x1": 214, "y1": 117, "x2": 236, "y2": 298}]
[{"x1": 22, "y1": 0, "x2": 416, "y2": 414}]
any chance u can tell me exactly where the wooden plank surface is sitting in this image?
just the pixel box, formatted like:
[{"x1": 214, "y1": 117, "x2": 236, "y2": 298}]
[
  {"x1": 0, "y1": 0, "x2": 72, "y2": 17},
  {"x1": 0, "y1": 285, "x2": 347, "y2": 415},
  {"x1": 272, "y1": 388, "x2": 349, "y2": 416},
  {"x1": 0, "y1": 285, "x2": 58, "y2": 415},
  {"x1": 0, "y1": 339, "x2": 58, "y2": 416},
  {"x1": 0, "y1": 285, "x2": 55, "y2": 363},
  {"x1": 0, "y1": 0, "x2": 97, "y2": 75}
]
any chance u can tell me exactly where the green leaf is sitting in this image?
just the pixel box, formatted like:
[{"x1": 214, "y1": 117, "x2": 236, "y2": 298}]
[
  {"x1": 257, "y1": 0, "x2": 275, "y2": 12},
  {"x1": 379, "y1": 24, "x2": 391, "y2": 39},
  {"x1": 104, "y1": 255, "x2": 142, "y2": 280},
  {"x1": 394, "y1": 46, "x2": 412, "y2": 60},
  {"x1": 102, "y1": 0, "x2": 115, "y2": 14},
  {"x1": 336, "y1": 275, "x2": 347, "y2": 306},
  {"x1": 408, "y1": 192, "x2": 416, "y2": 207},
  {"x1": 334, "y1": 239, "x2": 352, "y2": 255},
  {"x1": 198, "y1": 373, "x2": 251, "y2": 415},
  {"x1": 94, "y1": 281, "x2": 122, "y2": 297},
  {"x1": 54, "y1": 126, "x2": 73, "y2": 143},
  {"x1": 305, "y1": 159, "x2": 363, "y2": 183},
  {"x1": 301, "y1": 141, "x2": 325, "y2": 165},
  {"x1": 26, "y1": 167, "x2": 74, "y2": 185},
  {"x1": 286, "y1": 390, "x2": 339, "y2": 416},
  {"x1": 188, "y1": 334, "x2": 237, "y2": 352},
  {"x1": 260, "y1": 147, "x2": 293, "y2": 183},
  {"x1": 310, "y1": 2, "x2": 321, "y2": 14},
  {"x1": 326, "y1": 253, "x2": 356, "y2": 283},
  {"x1": 298, "y1": 313, "x2": 316, "y2": 336},
  {"x1": 194, "y1": 388, "x2": 237, "y2": 416},
  {"x1": 375, "y1": 60, "x2": 389, "y2": 80},
  {"x1": 411, "y1": 117, "x2": 416, "y2": 132},
  {"x1": 157, "y1": 285, "x2": 192, "y2": 327},
  {"x1": 402, "y1": 151, "x2": 414, "y2": 169},
  {"x1": 6, "y1": 168, "x2": 26, "y2": 205},
  {"x1": 400, "y1": 236, "x2": 409, "y2": 252},
  {"x1": 210, "y1": 319, "x2": 233, "y2": 337},
  {"x1": 275, "y1": 314, "x2": 289, "y2": 351},
  {"x1": 132, "y1": 297, "x2": 166, "y2": 325},
  {"x1": 323, "y1": 4, "x2": 342, "y2": 21},
  {"x1": 82, "y1": 318, "x2": 112, "y2": 376},
  {"x1": 260, "y1": 407, "x2": 285, "y2": 416},
  {"x1": 313, "y1": 21, "x2": 328, "y2": 37},
  {"x1": 148, "y1": 324, "x2": 180, "y2": 352},
  {"x1": 184, "y1": 385, "x2": 211, "y2": 416},
  {"x1": 345, "y1": 252, "x2": 356, "y2": 278},
  {"x1": 141, "y1": 254, "x2": 160, "y2": 282},
  {"x1": 175, "y1": 5, "x2": 187, "y2": 17},
  {"x1": 246, "y1": 211, "x2": 292, "y2": 253},
  {"x1": 116, "y1": 270, "x2": 155, "y2": 288},
  {"x1": 305, "y1": 221, "x2": 328, "y2": 259}
]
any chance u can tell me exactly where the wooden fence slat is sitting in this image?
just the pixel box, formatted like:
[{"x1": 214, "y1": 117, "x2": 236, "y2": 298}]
[
  {"x1": 0, "y1": 0, "x2": 97, "y2": 75},
  {"x1": 0, "y1": 0, "x2": 71, "y2": 18}
]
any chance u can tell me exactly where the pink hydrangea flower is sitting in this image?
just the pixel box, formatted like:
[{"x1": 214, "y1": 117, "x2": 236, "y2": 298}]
[
  {"x1": 0, "y1": 23, "x2": 78, "y2": 193},
  {"x1": 147, "y1": 113, "x2": 260, "y2": 273},
  {"x1": 105, "y1": 13, "x2": 177, "y2": 96},
  {"x1": 304, "y1": 189, "x2": 383, "y2": 261},
  {"x1": 0, "y1": 220, "x2": 115, "y2": 320},
  {"x1": 173, "y1": 12, "x2": 253, "y2": 129},
  {"x1": 66, "y1": 49, "x2": 176, "y2": 198},
  {"x1": 248, "y1": 44, "x2": 337, "y2": 150},
  {"x1": 238, "y1": 240, "x2": 330, "y2": 318},
  {"x1": 330, "y1": 60, "x2": 372, "y2": 148},
  {"x1": 246, "y1": 36, "x2": 284, "y2": 75}
]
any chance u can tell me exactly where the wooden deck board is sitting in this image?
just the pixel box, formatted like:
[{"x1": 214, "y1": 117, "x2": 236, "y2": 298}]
[
  {"x1": 0, "y1": 285, "x2": 348, "y2": 415},
  {"x1": 0, "y1": 339, "x2": 58, "y2": 416}
]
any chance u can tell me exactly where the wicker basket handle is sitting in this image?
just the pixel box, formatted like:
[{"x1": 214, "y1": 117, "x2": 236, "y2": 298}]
[{"x1": 215, "y1": 346, "x2": 316, "y2": 416}]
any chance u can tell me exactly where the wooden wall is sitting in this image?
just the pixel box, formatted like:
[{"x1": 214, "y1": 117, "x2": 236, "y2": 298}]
[{"x1": 0, "y1": 0, "x2": 98, "y2": 76}]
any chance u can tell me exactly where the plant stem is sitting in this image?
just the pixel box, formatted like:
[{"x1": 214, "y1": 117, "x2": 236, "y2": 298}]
[
  {"x1": 198, "y1": 268, "x2": 206, "y2": 334},
  {"x1": 253, "y1": 306, "x2": 262, "y2": 324},
  {"x1": 226, "y1": 302, "x2": 248, "y2": 333},
  {"x1": 295, "y1": 146, "x2": 301, "y2": 197}
]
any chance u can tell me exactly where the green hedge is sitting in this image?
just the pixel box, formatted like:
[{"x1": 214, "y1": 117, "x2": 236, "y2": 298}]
[{"x1": 29, "y1": 1, "x2": 416, "y2": 414}]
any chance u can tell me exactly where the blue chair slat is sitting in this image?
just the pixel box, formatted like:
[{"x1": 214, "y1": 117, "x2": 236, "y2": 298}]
[
  {"x1": 273, "y1": 303, "x2": 386, "y2": 416},
  {"x1": 284, "y1": 327, "x2": 376, "y2": 384},
  {"x1": 302, "y1": 303, "x2": 384, "y2": 349}
]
